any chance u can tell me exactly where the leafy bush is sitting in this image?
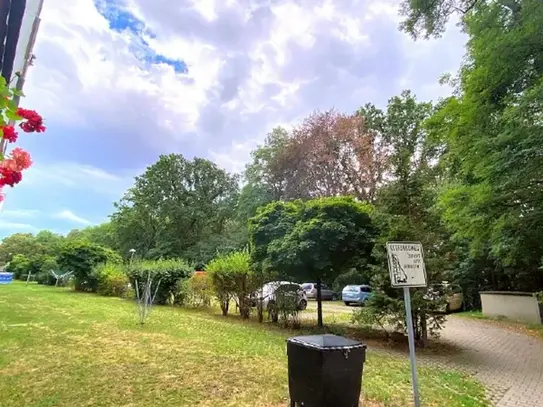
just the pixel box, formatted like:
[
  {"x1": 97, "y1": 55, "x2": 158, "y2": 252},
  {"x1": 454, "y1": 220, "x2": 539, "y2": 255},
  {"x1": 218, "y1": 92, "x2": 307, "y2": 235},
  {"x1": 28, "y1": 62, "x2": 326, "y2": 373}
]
[
  {"x1": 173, "y1": 279, "x2": 190, "y2": 306},
  {"x1": 187, "y1": 272, "x2": 213, "y2": 307},
  {"x1": 273, "y1": 283, "x2": 301, "y2": 328},
  {"x1": 206, "y1": 250, "x2": 257, "y2": 318},
  {"x1": 5, "y1": 254, "x2": 32, "y2": 279},
  {"x1": 173, "y1": 273, "x2": 213, "y2": 307},
  {"x1": 126, "y1": 259, "x2": 192, "y2": 305},
  {"x1": 57, "y1": 241, "x2": 122, "y2": 292},
  {"x1": 352, "y1": 289, "x2": 446, "y2": 344},
  {"x1": 6, "y1": 254, "x2": 59, "y2": 283},
  {"x1": 93, "y1": 263, "x2": 129, "y2": 297},
  {"x1": 36, "y1": 271, "x2": 56, "y2": 285}
]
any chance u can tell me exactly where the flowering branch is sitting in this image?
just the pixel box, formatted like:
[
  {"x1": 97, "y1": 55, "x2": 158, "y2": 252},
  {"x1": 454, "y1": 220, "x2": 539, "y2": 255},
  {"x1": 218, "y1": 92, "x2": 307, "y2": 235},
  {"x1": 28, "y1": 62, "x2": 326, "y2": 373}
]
[{"x1": 0, "y1": 77, "x2": 46, "y2": 203}]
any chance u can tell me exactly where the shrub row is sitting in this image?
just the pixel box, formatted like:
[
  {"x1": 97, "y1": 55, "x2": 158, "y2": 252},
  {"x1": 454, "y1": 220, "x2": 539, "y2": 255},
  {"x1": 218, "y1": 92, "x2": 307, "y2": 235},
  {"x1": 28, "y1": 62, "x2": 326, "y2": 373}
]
[{"x1": 125, "y1": 259, "x2": 193, "y2": 305}]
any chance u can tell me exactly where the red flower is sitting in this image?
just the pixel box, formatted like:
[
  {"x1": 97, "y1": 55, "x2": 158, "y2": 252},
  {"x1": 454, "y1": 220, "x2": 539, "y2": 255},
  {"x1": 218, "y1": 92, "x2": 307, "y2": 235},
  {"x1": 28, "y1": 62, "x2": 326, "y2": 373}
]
[
  {"x1": 0, "y1": 167, "x2": 22, "y2": 187},
  {"x1": 1, "y1": 125, "x2": 18, "y2": 142},
  {"x1": 16, "y1": 108, "x2": 46, "y2": 133}
]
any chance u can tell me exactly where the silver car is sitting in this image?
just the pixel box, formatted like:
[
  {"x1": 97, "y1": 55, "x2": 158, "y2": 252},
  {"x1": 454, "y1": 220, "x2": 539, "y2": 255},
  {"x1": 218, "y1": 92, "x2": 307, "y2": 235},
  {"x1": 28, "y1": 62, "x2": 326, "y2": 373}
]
[
  {"x1": 301, "y1": 283, "x2": 338, "y2": 301},
  {"x1": 252, "y1": 281, "x2": 308, "y2": 311}
]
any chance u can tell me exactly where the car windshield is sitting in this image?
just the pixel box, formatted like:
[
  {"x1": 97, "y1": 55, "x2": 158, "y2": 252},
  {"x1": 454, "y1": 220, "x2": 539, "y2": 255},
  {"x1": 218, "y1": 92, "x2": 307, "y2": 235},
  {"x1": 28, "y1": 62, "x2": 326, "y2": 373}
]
[
  {"x1": 301, "y1": 284, "x2": 313, "y2": 290},
  {"x1": 344, "y1": 285, "x2": 360, "y2": 292},
  {"x1": 276, "y1": 284, "x2": 300, "y2": 294}
]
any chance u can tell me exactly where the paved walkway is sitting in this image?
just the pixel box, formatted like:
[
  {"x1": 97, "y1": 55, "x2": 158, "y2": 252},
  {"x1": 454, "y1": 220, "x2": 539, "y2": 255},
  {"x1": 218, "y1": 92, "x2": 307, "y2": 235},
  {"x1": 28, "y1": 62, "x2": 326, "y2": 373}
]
[
  {"x1": 312, "y1": 302, "x2": 543, "y2": 405},
  {"x1": 418, "y1": 316, "x2": 543, "y2": 407}
]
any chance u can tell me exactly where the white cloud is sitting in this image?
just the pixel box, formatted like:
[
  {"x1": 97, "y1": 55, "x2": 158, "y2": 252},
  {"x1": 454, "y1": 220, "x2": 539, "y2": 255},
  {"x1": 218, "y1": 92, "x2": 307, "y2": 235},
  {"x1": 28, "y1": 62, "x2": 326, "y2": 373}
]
[
  {"x1": 0, "y1": 220, "x2": 38, "y2": 232},
  {"x1": 22, "y1": 0, "x2": 466, "y2": 175},
  {"x1": 1, "y1": 209, "x2": 40, "y2": 219},
  {"x1": 54, "y1": 210, "x2": 92, "y2": 226},
  {"x1": 22, "y1": 162, "x2": 137, "y2": 198}
]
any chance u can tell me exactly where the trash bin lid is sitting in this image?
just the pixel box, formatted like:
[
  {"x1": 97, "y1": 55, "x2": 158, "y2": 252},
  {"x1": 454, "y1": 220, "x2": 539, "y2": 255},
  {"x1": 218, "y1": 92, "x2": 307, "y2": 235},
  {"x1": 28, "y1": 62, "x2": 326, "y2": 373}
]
[{"x1": 288, "y1": 334, "x2": 366, "y2": 350}]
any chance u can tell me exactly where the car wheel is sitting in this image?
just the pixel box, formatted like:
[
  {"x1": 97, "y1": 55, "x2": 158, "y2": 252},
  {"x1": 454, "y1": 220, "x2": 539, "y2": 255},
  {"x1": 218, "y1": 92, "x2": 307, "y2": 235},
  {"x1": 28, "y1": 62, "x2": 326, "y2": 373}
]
[
  {"x1": 332, "y1": 294, "x2": 338, "y2": 301},
  {"x1": 344, "y1": 301, "x2": 350, "y2": 306},
  {"x1": 299, "y1": 299, "x2": 307, "y2": 310}
]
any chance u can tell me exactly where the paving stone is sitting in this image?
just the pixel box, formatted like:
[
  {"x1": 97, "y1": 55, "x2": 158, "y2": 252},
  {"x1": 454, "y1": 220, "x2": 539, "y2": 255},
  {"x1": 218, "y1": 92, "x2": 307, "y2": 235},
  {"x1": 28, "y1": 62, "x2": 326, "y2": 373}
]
[{"x1": 371, "y1": 316, "x2": 543, "y2": 406}]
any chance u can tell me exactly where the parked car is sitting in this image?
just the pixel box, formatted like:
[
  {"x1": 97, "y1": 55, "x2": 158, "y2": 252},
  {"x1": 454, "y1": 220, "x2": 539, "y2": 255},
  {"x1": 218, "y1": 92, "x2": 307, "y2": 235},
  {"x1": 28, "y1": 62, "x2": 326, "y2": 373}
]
[
  {"x1": 426, "y1": 282, "x2": 464, "y2": 313},
  {"x1": 251, "y1": 281, "x2": 308, "y2": 320},
  {"x1": 301, "y1": 283, "x2": 338, "y2": 300},
  {"x1": 342, "y1": 285, "x2": 372, "y2": 306}
]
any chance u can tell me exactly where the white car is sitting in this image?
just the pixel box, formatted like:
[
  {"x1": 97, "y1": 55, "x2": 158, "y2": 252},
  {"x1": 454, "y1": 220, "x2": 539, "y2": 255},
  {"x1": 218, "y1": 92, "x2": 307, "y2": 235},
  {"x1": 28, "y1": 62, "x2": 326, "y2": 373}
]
[{"x1": 251, "y1": 281, "x2": 308, "y2": 321}]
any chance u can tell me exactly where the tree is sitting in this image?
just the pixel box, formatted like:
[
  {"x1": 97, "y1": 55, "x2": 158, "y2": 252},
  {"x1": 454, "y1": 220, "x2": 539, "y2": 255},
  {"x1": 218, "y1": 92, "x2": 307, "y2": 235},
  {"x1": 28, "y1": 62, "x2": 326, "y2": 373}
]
[
  {"x1": 354, "y1": 91, "x2": 452, "y2": 345},
  {"x1": 5, "y1": 254, "x2": 33, "y2": 279},
  {"x1": 111, "y1": 154, "x2": 239, "y2": 261},
  {"x1": 427, "y1": 0, "x2": 543, "y2": 290},
  {"x1": 0, "y1": 232, "x2": 61, "y2": 263},
  {"x1": 245, "y1": 126, "x2": 290, "y2": 201},
  {"x1": 66, "y1": 223, "x2": 119, "y2": 250},
  {"x1": 249, "y1": 197, "x2": 376, "y2": 327},
  {"x1": 399, "y1": 0, "x2": 481, "y2": 39},
  {"x1": 280, "y1": 110, "x2": 388, "y2": 201},
  {"x1": 57, "y1": 240, "x2": 122, "y2": 292},
  {"x1": 206, "y1": 250, "x2": 257, "y2": 318}
]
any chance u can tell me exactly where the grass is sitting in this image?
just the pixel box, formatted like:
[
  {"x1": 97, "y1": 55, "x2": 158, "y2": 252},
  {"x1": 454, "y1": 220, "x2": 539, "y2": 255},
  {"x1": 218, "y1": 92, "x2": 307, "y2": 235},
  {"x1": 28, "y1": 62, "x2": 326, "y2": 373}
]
[
  {"x1": 0, "y1": 283, "x2": 488, "y2": 407},
  {"x1": 458, "y1": 310, "x2": 543, "y2": 340}
]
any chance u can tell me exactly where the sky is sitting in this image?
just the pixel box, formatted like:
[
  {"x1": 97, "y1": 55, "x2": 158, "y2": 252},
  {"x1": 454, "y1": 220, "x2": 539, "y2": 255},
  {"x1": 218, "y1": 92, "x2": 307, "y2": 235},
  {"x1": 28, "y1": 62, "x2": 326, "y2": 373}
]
[{"x1": 0, "y1": 0, "x2": 466, "y2": 237}]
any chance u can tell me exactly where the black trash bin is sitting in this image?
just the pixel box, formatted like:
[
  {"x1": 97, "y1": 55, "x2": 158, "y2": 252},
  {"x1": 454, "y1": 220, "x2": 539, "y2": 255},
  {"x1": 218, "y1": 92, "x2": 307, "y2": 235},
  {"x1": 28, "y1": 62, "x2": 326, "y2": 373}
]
[{"x1": 287, "y1": 334, "x2": 367, "y2": 407}]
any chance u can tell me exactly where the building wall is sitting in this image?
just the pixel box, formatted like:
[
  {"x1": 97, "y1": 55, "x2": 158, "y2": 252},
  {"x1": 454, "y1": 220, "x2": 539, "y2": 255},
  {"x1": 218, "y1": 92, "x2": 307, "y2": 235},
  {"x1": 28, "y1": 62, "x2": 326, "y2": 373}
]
[
  {"x1": 12, "y1": 0, "x2": 44, "y2": 77},
  {"x1": 480, "y1": 292, "x2": 542, "y2": 324}
]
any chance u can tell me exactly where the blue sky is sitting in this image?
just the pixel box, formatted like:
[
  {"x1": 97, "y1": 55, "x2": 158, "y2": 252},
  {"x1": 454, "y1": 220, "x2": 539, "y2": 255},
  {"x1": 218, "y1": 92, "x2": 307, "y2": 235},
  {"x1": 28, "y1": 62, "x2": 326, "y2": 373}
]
[{"x1": 0, "y1": 0, "x2": 466, "y2": 237}]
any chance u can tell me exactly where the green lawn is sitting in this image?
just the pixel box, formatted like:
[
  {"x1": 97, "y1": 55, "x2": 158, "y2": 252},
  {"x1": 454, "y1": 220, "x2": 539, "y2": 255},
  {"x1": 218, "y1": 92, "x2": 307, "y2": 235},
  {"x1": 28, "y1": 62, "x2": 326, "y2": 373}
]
[{"x1": 1, "y1": 283, "x2": 487, "y2": 407}]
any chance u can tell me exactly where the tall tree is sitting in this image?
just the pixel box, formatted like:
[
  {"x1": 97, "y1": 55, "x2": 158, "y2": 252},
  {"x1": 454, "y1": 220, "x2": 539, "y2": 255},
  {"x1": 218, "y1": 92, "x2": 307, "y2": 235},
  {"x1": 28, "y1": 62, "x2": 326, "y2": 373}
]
[
  {"x1": 428, "y1": 0, "x2": 543, "y2": 289},
  {"x1": 356, "y1": 91, "x2": 452, "y2": 344},
  {"x1": 278, "y1": 110, "x2": 388, "y2": 201},
  {"x1": 66, "y1": 223, "x2": 119, "y2": 250},
  {"x1": 0, "y1": 232, "x2": 62, "y2": 263},
  {"x1": 111, "y1": 154, "x2": 239, "y2": 261}
]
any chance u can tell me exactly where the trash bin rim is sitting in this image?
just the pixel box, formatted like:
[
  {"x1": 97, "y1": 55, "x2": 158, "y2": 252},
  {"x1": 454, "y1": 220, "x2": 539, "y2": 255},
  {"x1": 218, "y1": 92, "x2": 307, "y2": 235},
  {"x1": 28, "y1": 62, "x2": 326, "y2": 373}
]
[{"x1": 287, "y1": 334, "x2": 367, "y2": 351}]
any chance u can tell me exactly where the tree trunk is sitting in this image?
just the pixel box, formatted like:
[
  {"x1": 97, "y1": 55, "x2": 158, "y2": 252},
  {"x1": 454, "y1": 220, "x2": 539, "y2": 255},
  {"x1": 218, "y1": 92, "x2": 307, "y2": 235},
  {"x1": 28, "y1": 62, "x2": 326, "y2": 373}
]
[
  {"x1": 420, "y1": 311, "x2": 428, "y2": 348},
  {"x1": 316, "y1": 279, "x2": 323, "y2": 328},
  {"x1": 221, "y1": 297, "x2": 229, "y2": 316},
  {"x1": 257, "y1": 286, "x2": 264, "y2": 323}
]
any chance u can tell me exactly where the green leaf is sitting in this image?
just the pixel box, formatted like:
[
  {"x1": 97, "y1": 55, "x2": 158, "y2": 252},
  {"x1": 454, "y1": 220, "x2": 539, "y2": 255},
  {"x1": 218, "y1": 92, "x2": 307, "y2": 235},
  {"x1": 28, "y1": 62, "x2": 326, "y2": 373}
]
[{"x1": 6, "y1": 109, "x2": 20, "y2": 121}]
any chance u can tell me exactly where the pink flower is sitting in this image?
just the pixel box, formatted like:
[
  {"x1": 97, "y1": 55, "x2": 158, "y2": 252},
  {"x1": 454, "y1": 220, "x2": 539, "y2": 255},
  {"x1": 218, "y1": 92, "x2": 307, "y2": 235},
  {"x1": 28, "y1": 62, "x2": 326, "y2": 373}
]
[
  {"x1": 10, "y1": 147, "x2": 32, "y2": 171},
  {"x1": 1, "y1": 159, "x2": 17, "y2": 171}
]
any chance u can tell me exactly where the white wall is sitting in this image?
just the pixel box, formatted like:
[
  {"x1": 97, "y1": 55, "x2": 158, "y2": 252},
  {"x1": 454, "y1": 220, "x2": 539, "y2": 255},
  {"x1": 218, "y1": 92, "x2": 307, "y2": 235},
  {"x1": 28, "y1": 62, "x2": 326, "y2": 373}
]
[
  {"x1": 480, "y1": 292, "x2": 542, "y2": 324},
  {"x1": 12, "y1": 0, "x2": 44, "y2": 78}
]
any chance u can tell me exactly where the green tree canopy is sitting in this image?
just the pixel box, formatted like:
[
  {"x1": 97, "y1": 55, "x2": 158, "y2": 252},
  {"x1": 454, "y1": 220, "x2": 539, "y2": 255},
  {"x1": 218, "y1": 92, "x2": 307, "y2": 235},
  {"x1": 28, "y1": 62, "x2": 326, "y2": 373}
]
[
  {"x1": 427, "y1": 0, "x2": 543, "y2": 289},
  {"x1": 111, "y1": 154, "x2": 239, "y2": 261},
  {"x1": 249, "y1": 196, "x2": 376, "y2": 327}
]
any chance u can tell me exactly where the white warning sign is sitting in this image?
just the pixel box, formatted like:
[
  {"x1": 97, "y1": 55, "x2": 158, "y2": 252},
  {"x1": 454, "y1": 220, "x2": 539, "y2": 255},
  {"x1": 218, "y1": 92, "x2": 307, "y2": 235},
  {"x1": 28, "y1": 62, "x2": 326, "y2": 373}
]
[{"x1": 386, "y1": 242, "x2": 427, "y2": 288}]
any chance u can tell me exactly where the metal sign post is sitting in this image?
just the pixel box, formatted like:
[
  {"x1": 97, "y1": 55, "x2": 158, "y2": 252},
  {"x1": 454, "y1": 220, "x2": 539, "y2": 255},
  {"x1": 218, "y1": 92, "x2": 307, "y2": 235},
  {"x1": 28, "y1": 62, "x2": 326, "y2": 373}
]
[
  {"x1": 386, "y1": 242, "x2": 427, "y2": 407},
  {"x1": 403, "y1": 286, "x2": 421, "y2": 407}
]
